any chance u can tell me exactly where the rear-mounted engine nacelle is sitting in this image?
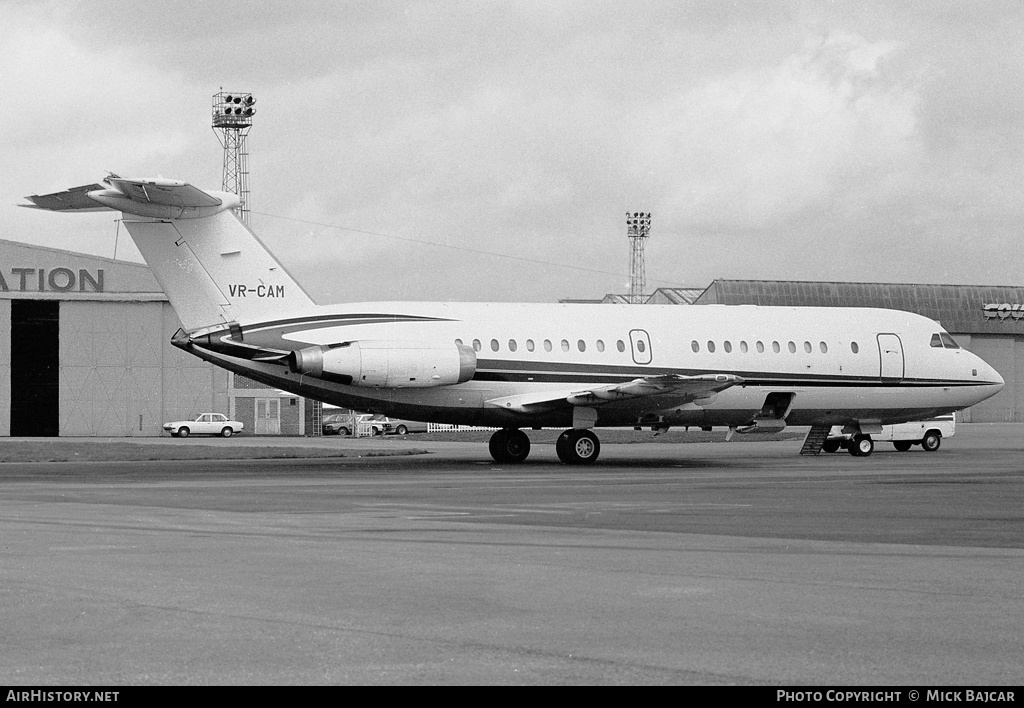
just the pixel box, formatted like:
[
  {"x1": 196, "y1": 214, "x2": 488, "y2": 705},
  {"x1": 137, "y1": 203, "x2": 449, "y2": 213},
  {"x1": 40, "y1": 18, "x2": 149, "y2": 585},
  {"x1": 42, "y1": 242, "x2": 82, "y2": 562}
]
[{"x1": 290, "y1": 340, "x2": 476, "y2": 388}]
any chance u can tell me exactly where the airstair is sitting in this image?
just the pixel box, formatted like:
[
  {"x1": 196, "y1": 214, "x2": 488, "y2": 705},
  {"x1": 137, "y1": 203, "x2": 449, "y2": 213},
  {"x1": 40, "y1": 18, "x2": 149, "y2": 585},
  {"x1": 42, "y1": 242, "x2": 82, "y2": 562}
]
[{"x1": 799, "y1": 424, "x2": 832, "y2": 455}]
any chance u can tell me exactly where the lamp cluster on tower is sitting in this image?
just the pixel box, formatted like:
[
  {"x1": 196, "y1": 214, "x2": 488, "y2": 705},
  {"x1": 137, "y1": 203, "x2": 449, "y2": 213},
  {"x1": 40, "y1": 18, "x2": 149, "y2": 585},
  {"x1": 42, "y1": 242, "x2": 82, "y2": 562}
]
[
  {"x1": 627, "y1": 212, "x2": 652, "y2": 304},
  {"x1": 212, "y1": 90, "x2": 256, "y2": 224},
  {"x1": 213, "y1": 92, "x2": 256, "y2": 126}
]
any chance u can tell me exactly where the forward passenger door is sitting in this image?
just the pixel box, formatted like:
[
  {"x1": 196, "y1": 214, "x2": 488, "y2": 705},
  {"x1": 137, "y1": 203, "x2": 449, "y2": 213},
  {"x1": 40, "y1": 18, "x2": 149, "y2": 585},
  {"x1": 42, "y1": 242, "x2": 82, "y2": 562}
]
[{"x1": 877, "y1": 333, "x2": 904, "y2": 381}]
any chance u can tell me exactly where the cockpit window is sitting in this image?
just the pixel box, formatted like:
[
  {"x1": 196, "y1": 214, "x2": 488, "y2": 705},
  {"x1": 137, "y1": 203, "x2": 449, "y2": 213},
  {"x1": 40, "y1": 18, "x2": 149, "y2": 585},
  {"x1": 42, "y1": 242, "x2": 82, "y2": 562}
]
[
  {"x1": 930, "y1": 333, "x2": 943, "y2": 348},
  {"x1": 939, "y1": 333, "x2": 961, "y2": 349}
]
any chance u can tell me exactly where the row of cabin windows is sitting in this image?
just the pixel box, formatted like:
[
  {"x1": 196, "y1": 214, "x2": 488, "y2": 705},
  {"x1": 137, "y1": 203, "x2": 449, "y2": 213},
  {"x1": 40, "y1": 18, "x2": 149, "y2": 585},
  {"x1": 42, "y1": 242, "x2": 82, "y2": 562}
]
[
  {"x1": 459, "y1": 338, "x2": 627, "y2": 354},
  {"x1": 692, "y1": 340, "x2": 850, "y2": 354},
  {"x1": 456, "y1": 337, "x2": 862, "y2": 355}
]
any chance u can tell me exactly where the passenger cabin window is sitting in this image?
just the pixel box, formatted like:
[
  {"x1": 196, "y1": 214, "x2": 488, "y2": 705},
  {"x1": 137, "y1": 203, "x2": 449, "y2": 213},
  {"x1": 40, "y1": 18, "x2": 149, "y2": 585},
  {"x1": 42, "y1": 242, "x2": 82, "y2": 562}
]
[
  {"x1": 707, "y1": 340, "x2": 716, "y2": 353},
  {"x1": 508, "y1": 339, "x2": 517, "y2": 352},
  {"x1": 723, "y1": 341, "x2": 732, "y2": 353},
  {"x1": 526, "y1": 339, "x2": 535, "y2": 352},
  {"x1": 691, "y1": 341, "x2": 700, "y2": 353},
  {"x1": 472, "y1": 339, "x2": 482, "y2": 352},
  {"x1": 490, "y1": 339, "x2": 499, "y2": 352},
  {"x1": 577, "y1": 340, "x2": 586, "y2": 352},
  {"x1": 544, "y1": 339, "x2": 553, "y2": 352},
  {"x1": 851, "y1": 342, "x2": 860, "y2": 354},
  {"x1": 756, "y1": 341, "x2": 765, "y2": 353},
  {"x1": 740, "y1": 341, "x2": 748, "y2": 353},
  {"x1": 596, "y1": 340, "x2": 605, "y2": 352},
  {"x1": 617, "y1": 340, "x2": 625, "y2": 352}
]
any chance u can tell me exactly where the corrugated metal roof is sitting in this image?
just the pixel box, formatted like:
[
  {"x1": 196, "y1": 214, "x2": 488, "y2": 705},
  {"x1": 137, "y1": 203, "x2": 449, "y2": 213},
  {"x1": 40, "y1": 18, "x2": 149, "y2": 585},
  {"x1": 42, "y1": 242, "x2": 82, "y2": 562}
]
[
  {"x1": 646, "y1": 287, "x2": 706, "y2": 305},
  {"x1": 601, "y1": 294, "x2": 633, "y2": 304},
  {"x1": 694, "y1": 279, "x2": 1024, "y2": 335}
]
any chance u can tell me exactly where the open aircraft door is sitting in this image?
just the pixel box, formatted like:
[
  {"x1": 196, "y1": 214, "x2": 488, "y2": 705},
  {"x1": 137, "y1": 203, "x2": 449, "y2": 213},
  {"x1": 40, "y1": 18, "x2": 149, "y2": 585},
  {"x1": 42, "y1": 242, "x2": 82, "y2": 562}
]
[{"x1": 877, "y1": 333, "x2": 904, "y2": 381}]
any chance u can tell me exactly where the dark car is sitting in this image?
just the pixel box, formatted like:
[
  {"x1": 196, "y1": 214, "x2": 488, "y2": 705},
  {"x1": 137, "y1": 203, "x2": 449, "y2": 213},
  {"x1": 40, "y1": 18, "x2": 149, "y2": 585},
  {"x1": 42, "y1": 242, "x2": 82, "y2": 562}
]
[{"x1": 322, "y1": 413, "x2": 361, "y2": 436}]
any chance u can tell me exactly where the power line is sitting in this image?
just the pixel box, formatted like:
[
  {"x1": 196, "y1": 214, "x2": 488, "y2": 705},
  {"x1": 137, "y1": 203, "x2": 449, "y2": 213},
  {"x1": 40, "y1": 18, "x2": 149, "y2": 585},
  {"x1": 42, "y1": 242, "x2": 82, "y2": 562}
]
[{"x1": 250, "y1": 210, "x2": 692, "y2": 289}]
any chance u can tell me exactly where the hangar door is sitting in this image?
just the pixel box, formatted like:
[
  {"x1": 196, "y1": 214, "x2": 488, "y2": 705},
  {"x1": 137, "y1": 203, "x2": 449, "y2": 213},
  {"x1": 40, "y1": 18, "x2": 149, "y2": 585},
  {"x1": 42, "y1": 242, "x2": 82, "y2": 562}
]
[
  {"x1": 60, "y1": 301, "x2": 165, "y2": 436},
  {"x1": 11, "y1": 300, "x2": 60, "y2": 436}
]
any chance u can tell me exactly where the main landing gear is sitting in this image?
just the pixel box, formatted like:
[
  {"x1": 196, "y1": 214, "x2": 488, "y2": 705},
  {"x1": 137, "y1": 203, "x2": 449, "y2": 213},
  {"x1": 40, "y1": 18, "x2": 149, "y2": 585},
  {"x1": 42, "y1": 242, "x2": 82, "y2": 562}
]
[
  {"x1": 555, "y1": 429, "x2": 600, "y2": 465},
  {"x1": 488, "y1": 428, "x2": 531, "y2": 464},
  {"x1": 487, "y1": 428, "x2": 601, "y2": 465}
]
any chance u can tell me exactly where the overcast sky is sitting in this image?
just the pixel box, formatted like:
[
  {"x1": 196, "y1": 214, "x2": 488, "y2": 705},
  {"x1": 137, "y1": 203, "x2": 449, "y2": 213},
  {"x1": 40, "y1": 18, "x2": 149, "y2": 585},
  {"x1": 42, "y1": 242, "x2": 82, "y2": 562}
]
[{"x1": 3, "y1": 1, "x2": 1023, "y2": 304}]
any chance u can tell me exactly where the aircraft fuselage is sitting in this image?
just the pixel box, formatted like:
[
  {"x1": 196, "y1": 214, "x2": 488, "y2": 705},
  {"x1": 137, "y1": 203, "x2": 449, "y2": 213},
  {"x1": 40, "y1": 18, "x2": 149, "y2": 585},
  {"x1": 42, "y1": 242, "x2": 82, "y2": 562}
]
[{"x1": 180, "y1": 300, "x2": 1003, "y2": 431}]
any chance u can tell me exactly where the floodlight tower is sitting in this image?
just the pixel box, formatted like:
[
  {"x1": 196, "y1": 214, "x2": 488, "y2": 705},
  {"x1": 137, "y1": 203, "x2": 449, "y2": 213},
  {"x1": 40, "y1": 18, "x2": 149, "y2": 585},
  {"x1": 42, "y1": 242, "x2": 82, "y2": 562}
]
[
  {"x1": 212, "y1": 91, "x2": 256, "y2": 225},
  {"x1": 627, "y1": 212, "x2": 652, "y2": 304}
]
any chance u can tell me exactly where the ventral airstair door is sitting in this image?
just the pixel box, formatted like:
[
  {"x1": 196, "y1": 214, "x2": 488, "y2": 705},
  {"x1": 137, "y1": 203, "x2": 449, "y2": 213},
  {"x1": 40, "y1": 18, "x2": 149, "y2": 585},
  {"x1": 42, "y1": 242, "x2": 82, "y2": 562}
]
[{"x1": 877, "y1": 333, "x2": 905, "y2": 381}]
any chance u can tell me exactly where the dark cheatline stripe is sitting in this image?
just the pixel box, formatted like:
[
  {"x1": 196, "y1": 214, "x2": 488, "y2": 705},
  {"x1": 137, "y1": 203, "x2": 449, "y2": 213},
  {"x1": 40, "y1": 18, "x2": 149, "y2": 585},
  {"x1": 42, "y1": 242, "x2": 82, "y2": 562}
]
[
  {"x1": 471, "y1": 359, "x2": 989, "y2": 388},
  {"x1": 229, "y1": 314, "x2": 457, "y2": 349},
  {"x1": 200, "y1": 328, "x2": 998, "y2": 390},
  {"x1": 244, "y1": 312, "x2": 452, "y2": 330}
]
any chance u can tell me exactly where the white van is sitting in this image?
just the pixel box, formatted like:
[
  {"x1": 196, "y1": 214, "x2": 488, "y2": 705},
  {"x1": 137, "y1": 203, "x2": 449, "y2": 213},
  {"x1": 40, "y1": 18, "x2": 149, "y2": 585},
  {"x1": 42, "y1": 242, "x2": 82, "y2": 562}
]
[{"x1": 823, "y1": 415, "x2": 955, "y2": 454}]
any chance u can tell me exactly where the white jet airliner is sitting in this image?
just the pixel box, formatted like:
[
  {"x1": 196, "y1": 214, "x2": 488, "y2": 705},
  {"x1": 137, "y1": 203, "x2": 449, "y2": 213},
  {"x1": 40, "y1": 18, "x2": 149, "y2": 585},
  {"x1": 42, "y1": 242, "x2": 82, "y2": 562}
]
[{"x1": 23, "y1": 175, "x2": 1004, "y2": 463}]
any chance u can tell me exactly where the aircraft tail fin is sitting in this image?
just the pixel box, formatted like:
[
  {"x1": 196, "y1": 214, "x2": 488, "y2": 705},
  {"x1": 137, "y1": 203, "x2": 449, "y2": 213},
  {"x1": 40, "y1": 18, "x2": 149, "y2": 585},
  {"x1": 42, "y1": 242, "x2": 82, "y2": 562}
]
[{"x1": 24, "y1": 176, "x2": 316, "y2": 332}]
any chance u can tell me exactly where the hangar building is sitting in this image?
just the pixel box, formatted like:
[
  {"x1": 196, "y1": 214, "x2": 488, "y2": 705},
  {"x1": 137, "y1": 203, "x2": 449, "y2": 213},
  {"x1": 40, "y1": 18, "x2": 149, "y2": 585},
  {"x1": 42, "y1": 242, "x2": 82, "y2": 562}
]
[{"x1": 0, "y1": 239, "x2": 318, "y2": 436}]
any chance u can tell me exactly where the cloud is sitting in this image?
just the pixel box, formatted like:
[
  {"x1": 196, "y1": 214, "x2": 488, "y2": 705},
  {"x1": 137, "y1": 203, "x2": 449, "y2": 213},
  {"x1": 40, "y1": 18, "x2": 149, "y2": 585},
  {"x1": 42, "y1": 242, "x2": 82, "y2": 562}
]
[
  {"x1": 646, "y1": 32, "x2": 920, "y2": 231},
  {"x1": 0, "y1": 11, "x2": 195, "y2": 168}
]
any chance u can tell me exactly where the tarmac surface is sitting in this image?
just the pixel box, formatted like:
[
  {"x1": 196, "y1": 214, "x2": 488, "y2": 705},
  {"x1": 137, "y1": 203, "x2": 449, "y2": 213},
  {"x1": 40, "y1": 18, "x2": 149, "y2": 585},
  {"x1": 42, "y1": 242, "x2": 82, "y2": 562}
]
[{"x1": 1, "y1": 424, "x2": 1022, "y2": 685}]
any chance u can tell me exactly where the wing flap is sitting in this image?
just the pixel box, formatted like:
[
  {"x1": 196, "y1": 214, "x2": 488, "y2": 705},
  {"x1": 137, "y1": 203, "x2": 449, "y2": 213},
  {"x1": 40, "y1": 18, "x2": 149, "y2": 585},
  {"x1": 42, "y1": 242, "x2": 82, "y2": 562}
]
[{"x1": 485, "y1": 373, "x2": 743, "y2": 413}]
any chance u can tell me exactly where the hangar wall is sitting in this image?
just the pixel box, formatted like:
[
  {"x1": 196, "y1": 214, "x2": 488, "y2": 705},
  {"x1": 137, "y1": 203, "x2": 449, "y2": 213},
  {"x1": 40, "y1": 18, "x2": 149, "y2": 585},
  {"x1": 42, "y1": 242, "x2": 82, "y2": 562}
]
[
  {"x1": 0, "y1": 239, "x2": 228, "y2": 436},
  {"x1": 957, "y1": 335, "x2": 1024, "y2": 423},
  {"x1": 58, "y1": 301, "x2": 226, "y2": 436}
]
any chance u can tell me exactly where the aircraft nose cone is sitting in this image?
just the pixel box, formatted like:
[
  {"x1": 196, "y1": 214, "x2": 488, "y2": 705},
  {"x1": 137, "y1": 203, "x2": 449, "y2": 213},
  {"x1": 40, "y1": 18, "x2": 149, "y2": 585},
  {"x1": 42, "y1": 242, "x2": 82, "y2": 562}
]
[
  {"x1": 978, "y1": 359, "x2": 1004, "y2": 395},
  {"x1": 991, "y1": 365, "x2": 1005, "y2": 390}
]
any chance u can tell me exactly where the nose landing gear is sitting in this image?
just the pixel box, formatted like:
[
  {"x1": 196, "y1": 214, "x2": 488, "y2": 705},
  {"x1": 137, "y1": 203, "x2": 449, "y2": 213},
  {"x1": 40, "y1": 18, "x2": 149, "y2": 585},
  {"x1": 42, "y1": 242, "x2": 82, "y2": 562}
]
[{"x1": 848, "y1": 434, "x2": 874, "y2": 457}]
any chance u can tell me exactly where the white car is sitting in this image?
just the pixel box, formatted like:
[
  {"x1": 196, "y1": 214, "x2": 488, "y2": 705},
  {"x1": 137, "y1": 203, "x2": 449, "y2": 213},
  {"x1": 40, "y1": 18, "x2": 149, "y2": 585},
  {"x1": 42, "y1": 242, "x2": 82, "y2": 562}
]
[{"x1": 164, "y1": 413, "x2": 244, "y2": 438}]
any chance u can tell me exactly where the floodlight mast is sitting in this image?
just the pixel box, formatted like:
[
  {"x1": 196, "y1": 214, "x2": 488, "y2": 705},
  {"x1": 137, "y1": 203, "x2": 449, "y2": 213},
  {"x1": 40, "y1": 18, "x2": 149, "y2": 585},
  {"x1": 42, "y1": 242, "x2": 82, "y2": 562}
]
[
  {"x1": 627, "y1": 212, "x2": 651, "y2": 304},
  {"x1": 212, "y1": 91, "x2": 256, "y2": 225}
]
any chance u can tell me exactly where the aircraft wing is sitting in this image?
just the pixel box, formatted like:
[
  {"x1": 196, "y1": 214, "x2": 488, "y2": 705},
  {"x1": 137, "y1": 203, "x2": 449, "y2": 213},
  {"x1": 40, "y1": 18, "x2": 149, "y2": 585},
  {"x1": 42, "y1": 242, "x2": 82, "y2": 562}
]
[{"x1": 484, "y1": 373, "x2": 743, "y2": 414}]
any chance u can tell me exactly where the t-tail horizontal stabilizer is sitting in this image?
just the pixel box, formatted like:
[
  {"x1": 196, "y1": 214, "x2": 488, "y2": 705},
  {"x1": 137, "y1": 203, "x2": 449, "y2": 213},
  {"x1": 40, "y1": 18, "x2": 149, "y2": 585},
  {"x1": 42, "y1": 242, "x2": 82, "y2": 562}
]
[
  {"x1": 23, "y1": 176, "x2": 240, "y2": 220},
  {"x1": 23, "y1": 175, "x2": 315, "y2": 332}
]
